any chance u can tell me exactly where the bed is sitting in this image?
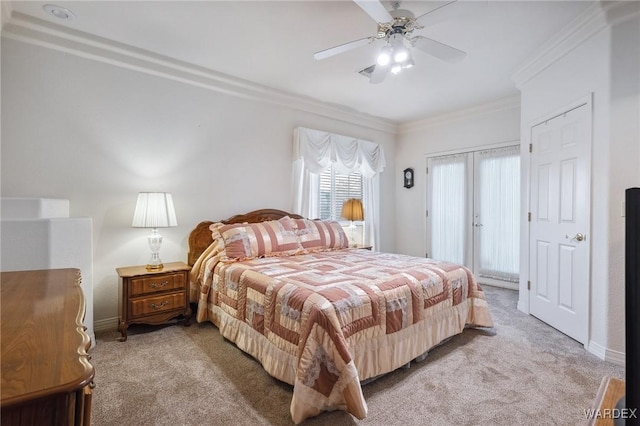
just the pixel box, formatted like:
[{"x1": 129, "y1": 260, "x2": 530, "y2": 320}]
[{"x1": 188, "y1": 209, "x2": 494, "y2": 423}]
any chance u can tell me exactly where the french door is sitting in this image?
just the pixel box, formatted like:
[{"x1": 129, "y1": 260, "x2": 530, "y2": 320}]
[{"x1": 426, "y1": 145, "x2": 520, "y2": 289}]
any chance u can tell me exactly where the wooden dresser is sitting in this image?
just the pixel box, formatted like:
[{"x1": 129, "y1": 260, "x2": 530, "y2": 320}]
[{"x1": 1, "y1": 269, "x2": 95, "y2": 426}]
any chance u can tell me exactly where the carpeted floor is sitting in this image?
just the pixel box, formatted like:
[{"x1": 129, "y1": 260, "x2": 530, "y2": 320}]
[{"x1": 90, "y1": 286, "x2": 624, "y2": 425}]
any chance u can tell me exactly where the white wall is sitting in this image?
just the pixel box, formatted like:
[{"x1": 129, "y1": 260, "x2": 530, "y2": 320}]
[
  {"x1": 607, "y1": 5, "x2": 640, "y2": 359},
  {"x1": 395, "y1": 97, "x2": 521, "y2": 257},
  {"x1": 1, "y1": 37, "x2": 396, "y2": 329},
  {"x1": 515, "y1": 2, "x2": 639, "y2": 362}
]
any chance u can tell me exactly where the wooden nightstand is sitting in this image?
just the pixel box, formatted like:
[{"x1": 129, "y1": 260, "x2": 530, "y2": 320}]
[{"x1": 116, "y1": 262, "x2": 192, "y2": 342}]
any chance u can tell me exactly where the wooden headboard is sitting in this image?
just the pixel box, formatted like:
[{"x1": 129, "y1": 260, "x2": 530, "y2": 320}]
[{"x1": 187, "y1": 208, "x2": 303, "y2": 266}]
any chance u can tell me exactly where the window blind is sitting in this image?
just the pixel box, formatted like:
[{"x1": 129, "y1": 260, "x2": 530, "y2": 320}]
[{"x1": 319, "y1": 166, "x2": 363, "y2": 220}]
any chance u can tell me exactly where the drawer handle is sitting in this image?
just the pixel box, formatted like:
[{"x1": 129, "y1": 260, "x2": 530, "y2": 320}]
[
  {"x1": 150, "y1": 301, "x2": 169, "y2": 310},
  {"x1": 149, "y1": 281, "x2": 169, "y2": 289}
]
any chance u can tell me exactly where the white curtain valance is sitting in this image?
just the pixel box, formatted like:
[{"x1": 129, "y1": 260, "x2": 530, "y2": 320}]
[{"x1": 293, "y1": 127, "x2": 386, "y2": 178}]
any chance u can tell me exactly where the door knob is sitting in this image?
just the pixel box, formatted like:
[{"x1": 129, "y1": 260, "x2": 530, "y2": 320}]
[{"x1": 565, "y1": 233, "x2": 585, "y2": 242}]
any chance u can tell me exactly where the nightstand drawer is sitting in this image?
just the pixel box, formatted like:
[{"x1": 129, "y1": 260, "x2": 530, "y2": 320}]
[
  {"x1": 129, "y1": 273, "x2": 185, "y2": 296},
  {"x1": 130, "y1": 293, "x2": 185, "y2": 317}
]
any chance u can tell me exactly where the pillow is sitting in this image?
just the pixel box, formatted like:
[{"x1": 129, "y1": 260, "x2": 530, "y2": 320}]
[
  {"x1": 210, "y1": 216, "x2": 302, "y2": 260},
  {"x1": 292, "y1": 219, "x2": 349, "y2": 252}
]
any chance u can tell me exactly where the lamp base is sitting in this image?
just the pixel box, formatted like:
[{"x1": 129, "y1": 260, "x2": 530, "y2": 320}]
[
  {"x1": 146, "y1": 229, "x2": 164, "y2": 271},
  {"x1": 347, "y1": 222, "x2": 358, "y2": 248},
  {"x1": 145, "y1": 263, "x2": 164, "y2": 271}
]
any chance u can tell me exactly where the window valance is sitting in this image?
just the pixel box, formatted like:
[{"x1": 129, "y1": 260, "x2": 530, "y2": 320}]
[{"x1": 293, "y1": 127, "x2": 386, "y2": 178}]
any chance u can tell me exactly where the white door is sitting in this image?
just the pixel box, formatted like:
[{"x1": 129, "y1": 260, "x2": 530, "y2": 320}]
[{"x1": 528, "y1": 102, "x2": 591, "y2": 344}]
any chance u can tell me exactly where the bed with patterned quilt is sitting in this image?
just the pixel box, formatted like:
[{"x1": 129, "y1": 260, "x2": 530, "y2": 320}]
[{"x1": 188, "y1": 209, "x2": 494, "y2": 423}]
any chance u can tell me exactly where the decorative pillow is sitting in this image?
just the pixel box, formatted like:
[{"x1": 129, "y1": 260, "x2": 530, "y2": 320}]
[
  {"x1": 210, "y1": 216, "x2": 302, "y2": 260},
  {"x1": 292, "y1": 219, "x2": 349, "y2": 252}
]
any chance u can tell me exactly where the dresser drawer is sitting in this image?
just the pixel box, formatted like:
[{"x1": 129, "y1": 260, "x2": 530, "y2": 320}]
[
  {"x1": 129, "y1": 272, "x2": 185, "y2": 296},
  {"x1": 129, "y1": 292, "x2": 185, "y2": 317}
]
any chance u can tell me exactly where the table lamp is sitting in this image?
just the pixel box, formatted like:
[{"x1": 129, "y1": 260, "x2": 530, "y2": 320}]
[
  {"x1": 341, "y1": 198, "x2": 364, "y2": 247},
  {"x1": 132, "y1": 192, "x2": 177, "y2": 271}
]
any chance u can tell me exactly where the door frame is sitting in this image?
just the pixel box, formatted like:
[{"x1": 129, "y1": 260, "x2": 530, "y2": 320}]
[{"x1": 520, "y1": 94, "x2": 593, "y2": 346}]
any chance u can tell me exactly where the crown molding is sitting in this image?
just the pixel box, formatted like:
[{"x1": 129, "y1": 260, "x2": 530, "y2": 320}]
[
  {"x1": 511, "y1": 1, "x2": 636, "y2": 89},
  {"x1": 604, "y1": 0, "x2": 640, "y2": 26},
  {"x1": 1, "y1": 12, "x2": 398, "y2": 135},
  {"x1": 1, "y1": 1, "x2": 12, "y2": 30},
  {"x1": 398, "y1": 95, "x2": 521, "y2": 135}
]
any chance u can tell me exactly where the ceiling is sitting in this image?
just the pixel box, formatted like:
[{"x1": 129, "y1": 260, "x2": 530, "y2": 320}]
[{"x1": 6, "y1": 1, "x2": 595, "y2": 124}]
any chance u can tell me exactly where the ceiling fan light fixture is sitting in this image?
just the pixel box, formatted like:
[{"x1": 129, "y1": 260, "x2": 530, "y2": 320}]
[
  {"x1": 321, "y1": 0, "x2": 471, "y2": 84},
  {"x1": 401, "y1": 49, "x2": 415, "y2": 68},
  {"x1": 376, "y1": 45, "x2": 392, "y2": 66},
  {"x1": 389, "y1": 32, "x2": 404, "y2": 45},
  {"x1": 393, "y1": 46, "x2": 409, "y2": 63}
]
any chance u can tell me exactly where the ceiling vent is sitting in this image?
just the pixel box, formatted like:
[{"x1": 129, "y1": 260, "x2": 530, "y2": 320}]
[{"x1": 358, "y1": 65, "x2": 376, "y2": 79}]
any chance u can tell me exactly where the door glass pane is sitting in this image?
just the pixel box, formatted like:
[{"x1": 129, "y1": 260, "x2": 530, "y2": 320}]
[
  {"x1": 428, "y1": 153, "x2": 468, "y2": 265},
  {"x1": 477, "y1": 146, "x2": 520, "y2": 282}
]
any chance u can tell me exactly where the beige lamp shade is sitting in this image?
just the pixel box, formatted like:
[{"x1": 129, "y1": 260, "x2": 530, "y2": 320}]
[{"x1": 341, "y1": 198, "x2": 364, "y2": 221}]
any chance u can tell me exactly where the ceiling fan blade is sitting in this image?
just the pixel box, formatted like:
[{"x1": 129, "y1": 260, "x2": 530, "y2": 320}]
[
  {"x1": 412, "y1": 36, "x2": 467, "y2": 63},
  {"x1": 369, "y1": 64, "x2": 388, "y2": 84},
  {"x1": 353, "y1": 0, "x2": 393, "y2": 23},
  {"x1": 416, "y1": 0, "x2": 486, "y2": 28},
  {"x1": 314, "y1": 37, "x2": 373, "y2": 60}
]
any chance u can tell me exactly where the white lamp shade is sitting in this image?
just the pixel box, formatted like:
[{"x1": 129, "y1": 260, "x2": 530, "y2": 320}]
[{"x1": 132, "y1": 192, "x2": 177, "y2": 228}]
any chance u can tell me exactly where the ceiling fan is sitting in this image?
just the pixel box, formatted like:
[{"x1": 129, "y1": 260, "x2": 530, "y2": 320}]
[{"x1": 314, "y1": 0, "x2": 481, "y2": 84}]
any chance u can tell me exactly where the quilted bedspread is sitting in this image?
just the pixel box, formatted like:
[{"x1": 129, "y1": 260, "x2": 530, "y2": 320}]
[{"x1": 190, "y1": 248, "x2": 494, "y2": 423}]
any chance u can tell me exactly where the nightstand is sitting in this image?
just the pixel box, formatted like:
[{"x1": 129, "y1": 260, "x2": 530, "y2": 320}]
[{"x1": 116, "y1": 261, "x2": 192, "y2": 342}]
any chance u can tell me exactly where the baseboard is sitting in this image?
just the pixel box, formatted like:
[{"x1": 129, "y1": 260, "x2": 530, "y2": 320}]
[
  {"x1": 517, "y1": 295, "x2": 529, "y2": 314},
  {"x1": 587, "y1": 340, "x2": 626, "y2": 366},
  {"x1": 94, "y1": 317, "x2": 119, "y2": 333},
  {"x1": 478, "y1": 280, "x2": 519, "y2": 291},
  {"x1": 603, "y1": 348, "x2": 626, "y2": 366}
]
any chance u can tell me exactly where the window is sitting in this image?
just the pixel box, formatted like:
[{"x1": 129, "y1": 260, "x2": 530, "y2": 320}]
[
  {"x1": 319, "y1": 165, "x2": 363, "y2": 221},
  {"x1": 292, "y1": 126, "x2": 386, "y2": 249}
]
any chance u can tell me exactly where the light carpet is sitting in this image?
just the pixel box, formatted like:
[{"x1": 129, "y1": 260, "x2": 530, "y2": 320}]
[{"x1": 90, "y1": 286, "x2": 624, "y2": 425}]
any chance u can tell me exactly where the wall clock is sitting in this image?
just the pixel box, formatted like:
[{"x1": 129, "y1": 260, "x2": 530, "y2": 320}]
[{"x1": 403, "y1": 168, "x2": 414, "y2": 189}]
